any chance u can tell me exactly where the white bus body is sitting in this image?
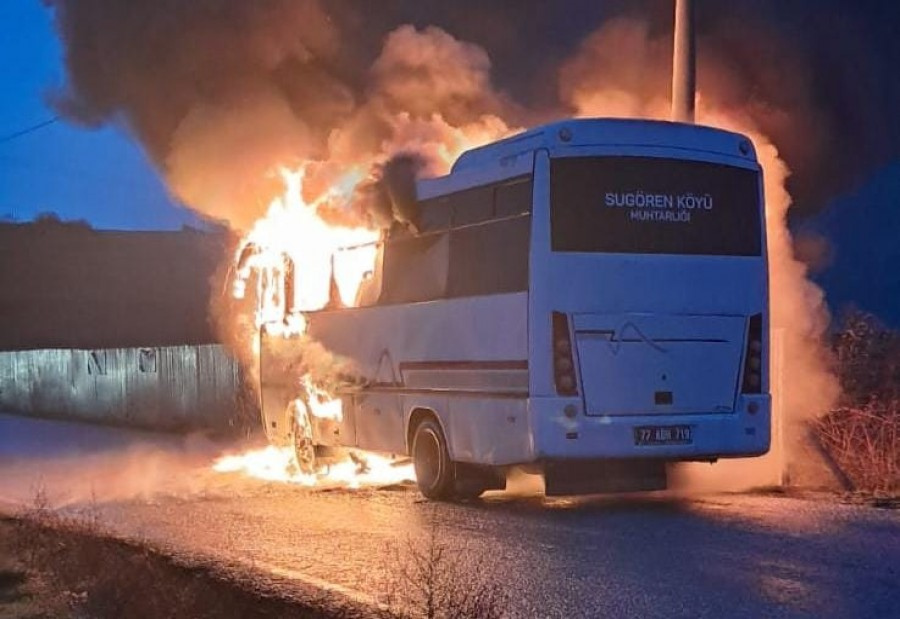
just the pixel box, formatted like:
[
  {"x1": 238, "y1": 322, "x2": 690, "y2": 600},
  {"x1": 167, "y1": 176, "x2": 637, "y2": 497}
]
[{"x1": 260, "y1": 118, "x2": 771, "y2": 498}]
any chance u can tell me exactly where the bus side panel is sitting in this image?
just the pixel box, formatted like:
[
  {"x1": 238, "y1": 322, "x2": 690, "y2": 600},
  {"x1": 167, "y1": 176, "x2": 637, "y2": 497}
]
[
  {"x1": 353, "y1": 391, "x2": 404, "y2": 454},
  {"x1": 259, "y1": 331, "x2": 298, "y2": 445},
  {"x1": 260, "y1": 383, "x2": 293, "y2": 446},
  {"x1": 445, "y1": 396, "x2": 532, "y2": 465},
  {"x1": 307, "y1": 293, "x2": 529, "y2": 380},
  {"x1": 306, "y1": 294, "x2": 529, "y2": 459}
]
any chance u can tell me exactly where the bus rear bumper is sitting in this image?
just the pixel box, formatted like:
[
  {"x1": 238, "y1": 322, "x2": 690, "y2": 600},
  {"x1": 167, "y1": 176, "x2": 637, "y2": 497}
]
[{"x1": 529, "y1": 395, "x2": 771, "y2": 461}]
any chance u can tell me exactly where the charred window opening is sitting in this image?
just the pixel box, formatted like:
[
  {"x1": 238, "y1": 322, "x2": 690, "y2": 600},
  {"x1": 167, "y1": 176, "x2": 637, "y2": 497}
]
[
  {"x1": 347, "y1": 243, "x2": 384, "y2": 308},
  {"x1": 377, "y1": 176, "x2": 533, "y2": 305},
  {"x1": 139, "y1": 348, "x2": 158, "y2": 373},
  {"x1": 283, "y1": 255, "x2": 295, "y2": 315}
]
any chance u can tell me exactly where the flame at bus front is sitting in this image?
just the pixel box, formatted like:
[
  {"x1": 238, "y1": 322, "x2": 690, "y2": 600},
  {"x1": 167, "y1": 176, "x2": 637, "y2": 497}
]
[
  {"x1": 223, "y1": 163, "x2": 389, "y2": 488},
  {"x1": 232, "y1": 166, "x2": 380, "y2": 331}
]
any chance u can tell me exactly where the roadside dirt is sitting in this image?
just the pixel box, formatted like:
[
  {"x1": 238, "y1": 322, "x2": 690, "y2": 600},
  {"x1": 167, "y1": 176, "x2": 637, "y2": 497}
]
[{"x1": 0, "y1": 515, "x2": 357, "y2": 619}]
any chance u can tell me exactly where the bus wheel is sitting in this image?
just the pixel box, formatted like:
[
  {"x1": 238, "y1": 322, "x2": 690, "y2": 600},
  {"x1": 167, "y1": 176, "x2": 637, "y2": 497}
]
[
  {"x1": 290, "y1": 400, "x2": 316, "y2": 475},
  {"x1": 412, "y1": 419, "x2": 454, "y2": 500}
]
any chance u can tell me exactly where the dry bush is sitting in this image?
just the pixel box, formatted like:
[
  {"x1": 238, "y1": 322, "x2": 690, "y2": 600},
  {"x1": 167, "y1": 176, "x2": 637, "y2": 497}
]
[
  {"x1": 817, "y1": 311, "x2": 900, "y2": 493},
  {"x1": 817, "y1": 403, "x2": 899, "y2": 492},
  {"x1": 375, "y1": 522, "x2": 507, "y2": 619}
]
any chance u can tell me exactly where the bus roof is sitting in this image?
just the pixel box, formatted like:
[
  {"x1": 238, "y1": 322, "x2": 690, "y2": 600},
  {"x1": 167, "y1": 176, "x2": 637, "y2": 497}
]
[{"x1": 451, "y1": 118, "x2": 758, "y2": 174}]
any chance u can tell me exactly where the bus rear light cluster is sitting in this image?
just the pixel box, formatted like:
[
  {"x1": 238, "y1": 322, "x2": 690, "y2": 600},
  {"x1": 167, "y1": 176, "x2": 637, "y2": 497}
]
[
  {"x1": 552, "y1": 312, "x2": 578, "y2": 396},
  {"x1": 742, "y1": 314, "x2": 763, "y2": 394}
]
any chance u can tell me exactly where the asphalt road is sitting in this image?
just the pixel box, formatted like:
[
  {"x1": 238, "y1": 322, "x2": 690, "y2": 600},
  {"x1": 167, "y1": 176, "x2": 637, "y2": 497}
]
[{"x1": 1, "y1": 413, "x2": 898, "y2": 618}]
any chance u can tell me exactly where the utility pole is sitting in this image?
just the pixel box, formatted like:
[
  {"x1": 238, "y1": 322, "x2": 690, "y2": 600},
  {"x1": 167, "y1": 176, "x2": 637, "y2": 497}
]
[{"x1": 671, "y1": 0, "x2": 696, "y2": 123}]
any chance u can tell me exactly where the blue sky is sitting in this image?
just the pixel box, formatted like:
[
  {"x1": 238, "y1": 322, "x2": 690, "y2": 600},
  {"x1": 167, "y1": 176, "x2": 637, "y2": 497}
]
[{"x1": 0, "y1": 1, "x2": 202, "y2": 230}]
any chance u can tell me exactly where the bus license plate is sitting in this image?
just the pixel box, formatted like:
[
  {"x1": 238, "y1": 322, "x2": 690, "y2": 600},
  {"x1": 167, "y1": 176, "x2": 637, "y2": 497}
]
[{"x1": 634, "y1": 425, "x2": 693, "y2": 446}]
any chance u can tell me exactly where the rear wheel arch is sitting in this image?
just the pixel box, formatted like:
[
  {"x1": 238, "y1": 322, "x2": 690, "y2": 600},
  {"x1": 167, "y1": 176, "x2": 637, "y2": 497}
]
[{"x1": 406, "y1": 407, "x2": 448, "y2": 456}]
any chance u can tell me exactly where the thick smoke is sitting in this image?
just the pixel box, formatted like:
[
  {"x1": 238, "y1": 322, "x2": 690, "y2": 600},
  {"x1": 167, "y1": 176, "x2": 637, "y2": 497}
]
[
  {"x1": 45, "y1": 1, "x2": 517, "y2": 232},
  {"x1": 364, "y1": 153, "x2": 426, "y2": 231},
  {"x1": 44, "y1": 0, "x2": 358, "y2": 229},
  {"x1": 329, "y1": 24, "x2": 516, "y2": 181}
]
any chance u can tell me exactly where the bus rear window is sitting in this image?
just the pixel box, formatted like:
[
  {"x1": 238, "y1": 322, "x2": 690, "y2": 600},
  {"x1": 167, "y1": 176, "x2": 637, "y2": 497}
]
[{"x1": 550, "y1": 156, "x2": 762, "y2": 256}]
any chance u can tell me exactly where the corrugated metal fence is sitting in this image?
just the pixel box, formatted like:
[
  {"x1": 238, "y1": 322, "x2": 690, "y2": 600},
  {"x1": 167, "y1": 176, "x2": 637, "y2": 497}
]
[{"x1": 0, "y1": 345, "x2": 242, "y2": 432}]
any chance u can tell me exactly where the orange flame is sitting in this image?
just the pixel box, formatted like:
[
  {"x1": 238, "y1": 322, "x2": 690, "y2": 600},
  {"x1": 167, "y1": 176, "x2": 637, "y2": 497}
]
[{"x1": 232, "y1": 166, "x2": 380, "y2": 328}]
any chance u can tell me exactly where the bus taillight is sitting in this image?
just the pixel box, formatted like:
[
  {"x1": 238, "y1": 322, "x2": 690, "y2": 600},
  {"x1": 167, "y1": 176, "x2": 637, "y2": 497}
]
[
  {"x1": 552, "y1": 312, "x2": 578, "y2": 396},
  {"x1": 742, "y1": 313, "x2": 763, "y2": 394}
]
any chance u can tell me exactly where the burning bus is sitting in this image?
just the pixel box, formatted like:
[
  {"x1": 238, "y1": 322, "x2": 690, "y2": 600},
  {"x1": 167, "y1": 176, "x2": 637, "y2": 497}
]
[{"x1": 251, "y1": 117, "x2": 771, "y2": 499}]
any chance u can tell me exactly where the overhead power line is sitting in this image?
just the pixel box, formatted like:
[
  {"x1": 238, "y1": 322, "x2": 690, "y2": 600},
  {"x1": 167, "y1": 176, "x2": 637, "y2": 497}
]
[{"x1": 0, "y1": 117, "x2": 60, "y2": 145}]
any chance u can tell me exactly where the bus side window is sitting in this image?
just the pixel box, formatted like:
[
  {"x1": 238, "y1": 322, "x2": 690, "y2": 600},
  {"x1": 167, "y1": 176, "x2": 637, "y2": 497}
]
[
  {"x1": 419, "y1": 197, "x2": 451, "y2": 232},
  {"x1": 494, "y1": 178, "x2": 534, "y2": 218},
  {"x1": 447, "y1": 216, "x2": 530, "y2": 298},
  {"x1": 379, "y1": 233, "x2": 450, "y2": 305},
  {"x1": 443, "y1": 176, "x2": 533, "y2": 298},
  {"x1": 451, "y1": 185, "x2": 493, "y2": 226}
]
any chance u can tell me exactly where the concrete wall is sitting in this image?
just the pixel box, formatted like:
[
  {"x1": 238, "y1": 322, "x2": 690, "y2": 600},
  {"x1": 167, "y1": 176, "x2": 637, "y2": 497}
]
[{"x1": 0, "y1": 345, "x2": 243, "y2": 432}]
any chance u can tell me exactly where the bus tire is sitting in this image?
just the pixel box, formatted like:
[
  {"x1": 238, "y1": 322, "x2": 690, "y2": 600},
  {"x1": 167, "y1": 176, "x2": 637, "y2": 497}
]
[
  {"x1": 412, "y1": 419, "x2": 455, "y2": 500},
  {"x1": 290, "y1": 400, "x2": 317, "y2": 475}
]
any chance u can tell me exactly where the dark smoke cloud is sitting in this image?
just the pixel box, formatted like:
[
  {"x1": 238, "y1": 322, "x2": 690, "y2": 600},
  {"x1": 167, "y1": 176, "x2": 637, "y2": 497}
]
[
  {"x1": 45, "y1": 0, "x2": 353, "y2": 154},
  {"x1": 44, "y1": 0, "x2": 361, "y2": 230},
  {"x1": 697, "y1": 0, "x2": 900, "y2": 216},
  {"x1": 46, "y1": 0, "x2": 900, "y2": 220}
]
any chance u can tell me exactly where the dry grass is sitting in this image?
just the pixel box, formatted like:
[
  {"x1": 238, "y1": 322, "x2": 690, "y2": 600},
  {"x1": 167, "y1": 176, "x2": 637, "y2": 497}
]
[
  {"x1": 816, "y1": 311, "x2": 900, "y2": 495},
  {"x1": 0, "y1": 524, "x2": 70, "y2": 619},
  {"x1": 816, "y1": 403, "x2": 899, "y2": 494}
]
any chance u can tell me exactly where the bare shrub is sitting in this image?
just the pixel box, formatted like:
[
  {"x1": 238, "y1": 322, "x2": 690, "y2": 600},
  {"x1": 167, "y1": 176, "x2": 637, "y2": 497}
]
[
  {"x1": 376, "y1": 521, "x2": 507, "y2": 619},
  {"x1": 817, "y1": 403, "x2": 899, "y2": 492},
  {"x1": 817, "y1": 311, "x2": 900, "y2": 493}
]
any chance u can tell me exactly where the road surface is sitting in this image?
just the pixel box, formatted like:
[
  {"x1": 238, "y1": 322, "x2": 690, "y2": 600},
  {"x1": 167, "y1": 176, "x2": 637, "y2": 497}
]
[{"x1": 1, "y1": 413, "x2": 897, "y2": 618}]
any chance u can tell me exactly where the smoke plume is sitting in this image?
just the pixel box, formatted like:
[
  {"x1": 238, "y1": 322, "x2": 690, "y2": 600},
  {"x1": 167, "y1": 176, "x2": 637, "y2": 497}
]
[{"x1": 45, "y1": 1, "x2": 518, "y2": 232}]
